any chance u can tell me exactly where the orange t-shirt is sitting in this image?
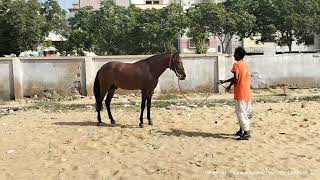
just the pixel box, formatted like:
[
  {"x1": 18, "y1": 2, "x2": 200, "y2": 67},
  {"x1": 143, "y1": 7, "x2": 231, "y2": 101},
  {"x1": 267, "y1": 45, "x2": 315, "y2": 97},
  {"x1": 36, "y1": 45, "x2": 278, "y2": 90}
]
[{"x1": 231, "y1": 60, "x2": 251, "y2": 101}]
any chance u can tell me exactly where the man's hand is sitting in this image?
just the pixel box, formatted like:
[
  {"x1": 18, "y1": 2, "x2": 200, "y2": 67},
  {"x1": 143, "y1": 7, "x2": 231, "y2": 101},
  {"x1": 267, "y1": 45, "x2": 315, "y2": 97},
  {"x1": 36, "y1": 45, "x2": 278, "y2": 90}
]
[{"x1": 225, "y1": 86, "x2": 232, "y2": 93}]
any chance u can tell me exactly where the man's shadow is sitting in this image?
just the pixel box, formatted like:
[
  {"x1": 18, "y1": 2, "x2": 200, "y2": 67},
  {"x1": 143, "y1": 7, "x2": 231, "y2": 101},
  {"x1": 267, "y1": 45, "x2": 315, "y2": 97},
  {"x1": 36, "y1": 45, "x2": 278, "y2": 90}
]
[{"x1": 157, "y1": 128, "x2": 235, "y2": 140}]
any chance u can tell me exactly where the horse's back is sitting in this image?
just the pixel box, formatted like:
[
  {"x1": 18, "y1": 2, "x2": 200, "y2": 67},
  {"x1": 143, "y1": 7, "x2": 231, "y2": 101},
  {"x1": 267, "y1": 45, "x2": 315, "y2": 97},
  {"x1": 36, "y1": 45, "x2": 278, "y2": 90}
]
[
  {"x1": 98, "y1": 61, "x2": 146, "y2": 90},
  {"x1": 99, "y1": 61, "x2": 141, "y2": 74}
]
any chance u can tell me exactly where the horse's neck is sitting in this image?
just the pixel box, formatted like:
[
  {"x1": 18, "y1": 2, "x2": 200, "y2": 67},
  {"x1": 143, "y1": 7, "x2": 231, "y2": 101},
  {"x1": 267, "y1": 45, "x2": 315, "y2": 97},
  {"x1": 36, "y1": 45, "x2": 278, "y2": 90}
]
[{"x1": 147, "y1": 55, "x2": 170, "y2": 79}]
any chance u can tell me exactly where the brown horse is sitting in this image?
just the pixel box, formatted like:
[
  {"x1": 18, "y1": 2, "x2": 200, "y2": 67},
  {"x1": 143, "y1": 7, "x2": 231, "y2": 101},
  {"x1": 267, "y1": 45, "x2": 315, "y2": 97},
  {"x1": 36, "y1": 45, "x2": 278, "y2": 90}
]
[{"x1": 93, "y1": 52, "x2": 186, "y2": 128}]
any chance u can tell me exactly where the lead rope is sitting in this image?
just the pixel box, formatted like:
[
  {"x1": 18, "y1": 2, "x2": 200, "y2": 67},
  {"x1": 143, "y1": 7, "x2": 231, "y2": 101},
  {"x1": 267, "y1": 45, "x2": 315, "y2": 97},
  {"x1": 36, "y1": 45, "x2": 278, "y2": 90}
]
[
  {"x1": 177, "y1": 76, "x2": 216, "y2": 106},
  {"x1": 171, "y1": 53, "x2": 225, "y2": 106}
]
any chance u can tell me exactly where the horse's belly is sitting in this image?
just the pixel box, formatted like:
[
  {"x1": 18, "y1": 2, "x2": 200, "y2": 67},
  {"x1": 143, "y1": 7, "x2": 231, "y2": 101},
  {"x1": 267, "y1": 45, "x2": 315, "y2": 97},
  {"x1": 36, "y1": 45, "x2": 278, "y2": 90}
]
[
  {"x1": 117, "y1": 83, "x2": 140, "y2": 90},
  {"x1": 114, "y1": 76, "x2": 142, "y2": 90},
  {"x1": 110, "y1": 63, "x2": 149, "y2": 90}
]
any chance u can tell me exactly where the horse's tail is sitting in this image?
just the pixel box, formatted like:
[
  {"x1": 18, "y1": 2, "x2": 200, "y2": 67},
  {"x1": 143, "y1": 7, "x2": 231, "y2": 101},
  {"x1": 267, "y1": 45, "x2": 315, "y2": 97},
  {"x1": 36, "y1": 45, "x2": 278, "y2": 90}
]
[{"x1": 94, "y1": 71, "x2": 102, "y2": 111}]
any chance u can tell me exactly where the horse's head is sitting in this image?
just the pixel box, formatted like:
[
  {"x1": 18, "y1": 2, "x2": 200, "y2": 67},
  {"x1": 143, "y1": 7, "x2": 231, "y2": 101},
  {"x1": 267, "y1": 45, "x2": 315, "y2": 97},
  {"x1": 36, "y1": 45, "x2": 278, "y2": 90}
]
[{"x1": 169, "y1": 52, "x2": 186, "y2": 80}]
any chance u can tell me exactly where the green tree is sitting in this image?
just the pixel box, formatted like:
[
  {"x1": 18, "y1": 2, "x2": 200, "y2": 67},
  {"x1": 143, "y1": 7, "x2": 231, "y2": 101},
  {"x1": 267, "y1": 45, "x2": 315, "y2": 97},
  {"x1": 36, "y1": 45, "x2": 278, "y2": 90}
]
[
  {"x1": 132, "y1": 7, "x2": 162, "y2": 54},
  {"x1": 41, "y1": 0, "x2": 69, "y2": 36},
  {"x1": 292, "y1": 0, "x2": 320, "y2": 46},
  {"x1": 219, "y1": 0, "x2": 256, "y2": 53},
  {"x1": 186, "y1": 1, "x2": 255, "y2": 53},
  {"x1": 66, "y1": 6, "x2": 96, "y2": 52},
  {"x1": 0, "y1": 0, "x2": 13, "y2": 55},
  {"x1": 0, "y1": 0, "x2": 45, "y2": 55},
  {"x1": 158, "y1": 4, "x2": 188, "y2": 53},
  {"x1": 91, "y1": 0, "x2": 132, "y2": 55},
  {"x1": 123, "y1": 5, "x2": 145, "y2": 54},
  {"x1": 123, "y1": 4, "x2": 187, "y2": 54},
  {"x1": 252, "y1": 0, "x2": 320, "y2": 51},
  {"x1": 248, "y1": 0, "x2": 277, "y2": 42},
  {"x1": 186, "y1": 3, "x2": 214, "y2": 53},
  {"x1": 272, "y1": 0, "x2": 300, "y2": 51}
]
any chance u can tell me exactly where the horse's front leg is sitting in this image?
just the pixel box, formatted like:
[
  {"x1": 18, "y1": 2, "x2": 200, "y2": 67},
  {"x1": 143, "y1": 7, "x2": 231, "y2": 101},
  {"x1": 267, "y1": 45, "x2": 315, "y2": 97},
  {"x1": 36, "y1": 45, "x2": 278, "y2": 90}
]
[
  {"x1": 139, "y1": 96, "x2": 147, "y2": 128},
  {"x1": 147, "y1": 96, "x2": 152, "y2": 125}
]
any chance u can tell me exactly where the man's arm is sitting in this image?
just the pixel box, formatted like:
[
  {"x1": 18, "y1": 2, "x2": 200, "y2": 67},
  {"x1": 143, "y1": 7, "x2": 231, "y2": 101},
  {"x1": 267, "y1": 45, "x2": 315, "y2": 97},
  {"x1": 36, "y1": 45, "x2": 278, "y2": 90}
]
[
  {"x1": 221, "y1": 73, "x2": 238, "y2": 92},
  {"x1": 219, "y1": 77, "x2": 234, "y2": 84}
]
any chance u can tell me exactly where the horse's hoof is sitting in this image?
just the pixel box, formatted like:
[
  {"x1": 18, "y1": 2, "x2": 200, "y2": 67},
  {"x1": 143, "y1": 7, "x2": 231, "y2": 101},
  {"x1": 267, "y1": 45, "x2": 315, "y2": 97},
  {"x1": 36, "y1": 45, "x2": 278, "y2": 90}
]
[
  {"x1": 148, "y1": 120, "x2": 153, "y2": 126},
  {"x1": 97, "y1": 122, "x2": 103, "y2": 127},
  {"x1": 139, "y1": 123, "x2": 144, "y2": 128},
  {"x1": 111, "y1": 120, "x2": 116, "y2": 124}
]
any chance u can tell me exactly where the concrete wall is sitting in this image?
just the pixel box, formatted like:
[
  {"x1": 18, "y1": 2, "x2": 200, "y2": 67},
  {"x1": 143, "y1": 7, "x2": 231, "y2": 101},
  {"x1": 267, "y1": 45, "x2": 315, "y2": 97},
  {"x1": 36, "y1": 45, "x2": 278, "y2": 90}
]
[
  {"x1": 158, "y1": 55, "x2": 218, "y2": 92},
  {"x1": 0, "y1": 59, "x2": 13, "y2": 100},
  {"x1": 1, "y1": 53, "x2": 320, "y2": 100},
  {"x1": 0, "y1": 55, "x2": 218, "y2": 100},
  {"x1": 218, "y1": 53, "x2": 320, "y2": 89},
  {"x1": 20, "y1": 58, "x2": 84, "y2": 97}
]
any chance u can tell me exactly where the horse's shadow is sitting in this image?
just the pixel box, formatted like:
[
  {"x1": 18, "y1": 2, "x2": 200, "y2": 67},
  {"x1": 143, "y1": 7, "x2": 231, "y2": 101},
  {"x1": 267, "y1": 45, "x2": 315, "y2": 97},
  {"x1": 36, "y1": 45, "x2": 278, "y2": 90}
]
[
  {"x1": 52, "y1": 122, "x2": 235, "y2": 139},
  {"x1": 52, "y1": 121, "x2": 138, "y2": 129},
  {"x1": 157, "y1": 128, "x2": 235, "y2": 140}
]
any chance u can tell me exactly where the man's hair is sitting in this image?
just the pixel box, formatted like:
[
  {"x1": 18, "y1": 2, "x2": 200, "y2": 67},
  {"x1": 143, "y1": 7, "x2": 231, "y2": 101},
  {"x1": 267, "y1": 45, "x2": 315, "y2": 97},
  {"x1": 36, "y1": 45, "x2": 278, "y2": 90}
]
[{"x1": 234, "y1": 47, "x2": 246, "y2": 59}]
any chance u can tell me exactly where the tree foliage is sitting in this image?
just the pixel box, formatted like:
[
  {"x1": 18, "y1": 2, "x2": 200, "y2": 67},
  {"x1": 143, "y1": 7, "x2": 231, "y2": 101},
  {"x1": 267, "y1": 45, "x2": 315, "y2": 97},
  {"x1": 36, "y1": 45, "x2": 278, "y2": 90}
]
[
  {"x1": 64, "y1": 1, "x2": 187, "y2": 55},
  {"x1": 41, "y1": 0, "x2": 69, "y2": 36},
  {"x1": 1, "y1": 0, "x2": 320, "y2": 56},
  {"x1": 0, "y1": 0, "x2": 45, "y2": 55},
  {"x1": 186, "y1": 3, "x2": 215, "y2": 54},
  {"x1": 67, "y1": 6, "x2": 96, "y2": 52},
  {"x1": 186, "y1": 1, "x2": 256, "y2": 53},
  {"x1": 0, "y1": 0, "x2": 68, "y2": 56},
  {"x1": 251, "y1": 0, "x2": 320, "y2": 51}
]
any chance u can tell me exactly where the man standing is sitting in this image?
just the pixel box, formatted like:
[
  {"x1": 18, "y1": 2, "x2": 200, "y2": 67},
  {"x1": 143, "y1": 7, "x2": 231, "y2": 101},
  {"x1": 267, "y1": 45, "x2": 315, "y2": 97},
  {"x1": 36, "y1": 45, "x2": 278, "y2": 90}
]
[{"x1": 219, "y1": 47, "x2": 252, "y2": 140}]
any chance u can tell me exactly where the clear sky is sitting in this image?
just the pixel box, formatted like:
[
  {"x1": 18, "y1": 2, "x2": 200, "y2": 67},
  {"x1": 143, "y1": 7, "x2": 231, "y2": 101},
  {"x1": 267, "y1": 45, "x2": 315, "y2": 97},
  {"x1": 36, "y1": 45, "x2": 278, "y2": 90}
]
[
  {"x1": 38, "y1": 0, "x2": 72, "y2": 11},
  {"x1": 58, "y1": 0, "x2": 73, "y2": 10}
]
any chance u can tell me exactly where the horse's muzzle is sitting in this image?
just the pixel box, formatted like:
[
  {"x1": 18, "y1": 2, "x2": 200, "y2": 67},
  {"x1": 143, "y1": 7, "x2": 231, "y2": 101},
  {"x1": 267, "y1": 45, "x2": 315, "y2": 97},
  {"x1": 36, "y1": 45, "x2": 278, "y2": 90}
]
[{"x1": 179, "y1": 74, "x2": 186, "y2": 80}]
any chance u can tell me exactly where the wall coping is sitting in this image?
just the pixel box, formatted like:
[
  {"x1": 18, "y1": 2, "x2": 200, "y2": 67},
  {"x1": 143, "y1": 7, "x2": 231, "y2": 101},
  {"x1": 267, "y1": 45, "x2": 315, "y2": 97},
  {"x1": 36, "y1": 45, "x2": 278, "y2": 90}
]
[
  {"x1": 0, "y1": 53, "x2": 223, "y2": 61},
  {"x1": 1, "y1": 53, "x2": 318, "y2": 62}
]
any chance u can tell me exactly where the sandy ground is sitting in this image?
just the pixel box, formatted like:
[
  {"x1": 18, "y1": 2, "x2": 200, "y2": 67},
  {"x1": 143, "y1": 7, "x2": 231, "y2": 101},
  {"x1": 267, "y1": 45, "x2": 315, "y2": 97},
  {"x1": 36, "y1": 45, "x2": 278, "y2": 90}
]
[{"x1": 0, "y1": 89, "x2": 320, "y2": 180}]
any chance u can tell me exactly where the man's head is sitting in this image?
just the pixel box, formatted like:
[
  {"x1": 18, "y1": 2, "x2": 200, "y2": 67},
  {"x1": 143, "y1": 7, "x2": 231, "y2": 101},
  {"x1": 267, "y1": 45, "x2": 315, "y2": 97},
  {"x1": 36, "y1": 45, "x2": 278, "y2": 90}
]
[{"x1": 234, "y1": 47, "x2": 246, "y2": 61}]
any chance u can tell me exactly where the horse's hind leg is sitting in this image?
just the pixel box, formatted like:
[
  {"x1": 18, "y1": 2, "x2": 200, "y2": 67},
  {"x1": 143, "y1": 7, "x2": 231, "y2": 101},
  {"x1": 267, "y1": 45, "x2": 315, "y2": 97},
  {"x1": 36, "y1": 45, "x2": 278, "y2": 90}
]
[
  {"x1": 96, "y1": 93, "x2": 106, "y2": 126},
  {"x1": 105, "y1": 85, "x2": 117, "y2": 124},
  {"x1": 96, "y1": 85, "x2": 109, "y2": 126}
]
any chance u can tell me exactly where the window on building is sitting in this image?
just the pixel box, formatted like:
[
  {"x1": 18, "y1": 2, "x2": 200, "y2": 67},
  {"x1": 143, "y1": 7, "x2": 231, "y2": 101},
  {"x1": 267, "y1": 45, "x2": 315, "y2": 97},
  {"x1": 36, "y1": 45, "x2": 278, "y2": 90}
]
[{"x1": 146, "y1": 0, "x2": 160, "y2": 4}]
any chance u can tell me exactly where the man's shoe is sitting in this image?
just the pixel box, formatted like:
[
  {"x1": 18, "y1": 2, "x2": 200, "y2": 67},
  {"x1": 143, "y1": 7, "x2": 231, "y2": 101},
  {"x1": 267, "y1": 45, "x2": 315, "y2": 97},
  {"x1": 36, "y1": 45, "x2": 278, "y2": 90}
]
[
  {"x1": 236, "y1": 131, "x2": 251, "y2": 140},
  {"x1": 235, "y1": 128, "x2": 243, "y2": 136}
]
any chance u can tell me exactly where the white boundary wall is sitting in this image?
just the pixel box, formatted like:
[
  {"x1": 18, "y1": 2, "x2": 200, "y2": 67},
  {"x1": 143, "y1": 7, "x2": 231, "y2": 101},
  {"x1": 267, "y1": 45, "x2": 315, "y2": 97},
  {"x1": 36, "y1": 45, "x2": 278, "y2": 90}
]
[{"x1": 1, "y1": 53, "x2": 320, "y2": 100}]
